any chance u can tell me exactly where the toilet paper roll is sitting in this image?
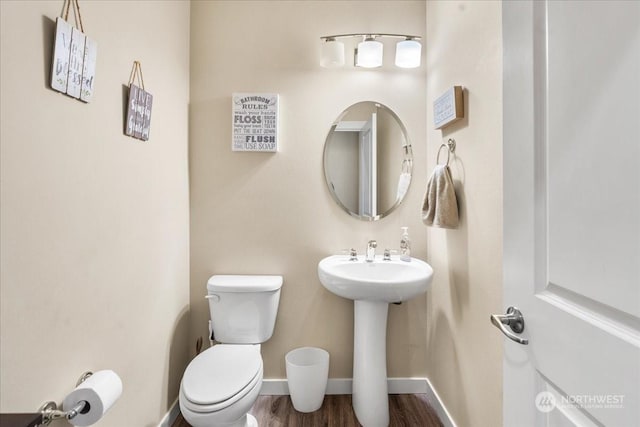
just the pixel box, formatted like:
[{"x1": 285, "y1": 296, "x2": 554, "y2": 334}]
[{"x1": 62, "y1": 370, "x2": 123, "y2": 427}]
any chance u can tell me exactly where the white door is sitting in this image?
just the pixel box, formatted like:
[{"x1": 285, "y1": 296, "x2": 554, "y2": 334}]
[
  {"x1": 502, "y1": 1, "x2": 639, "y2": 426},
  {"x1": 359, "y1": 113, "x2": 377, "y2": 218}
]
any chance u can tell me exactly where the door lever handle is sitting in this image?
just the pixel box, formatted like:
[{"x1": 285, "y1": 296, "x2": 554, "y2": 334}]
[{"x1": 490, "y1": 306, "x2": 528, "y2": 345}]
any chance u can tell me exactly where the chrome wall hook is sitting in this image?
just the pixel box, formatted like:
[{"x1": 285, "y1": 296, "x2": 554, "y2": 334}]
[
  {"x1": 436, "y1": 138, "x2": 456, "y2": 166},
  {"x1": 446, "y1": 138, "x2": 456, "y2": 152}
]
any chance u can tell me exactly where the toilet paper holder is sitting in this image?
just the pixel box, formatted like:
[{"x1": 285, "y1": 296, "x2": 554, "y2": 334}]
[{"x1": 38, "y1": 371, "x2": 93, "y2": 425}]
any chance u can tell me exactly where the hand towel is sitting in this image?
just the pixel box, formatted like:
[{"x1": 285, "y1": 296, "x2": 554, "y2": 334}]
[{"x1": 421, "y1": 164, "x2": 459, "y2": 228}]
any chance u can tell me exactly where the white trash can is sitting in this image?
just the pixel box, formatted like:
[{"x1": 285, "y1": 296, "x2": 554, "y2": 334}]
[{"x1": 285, "y1": 347, "x2": 330, "y2": 413}]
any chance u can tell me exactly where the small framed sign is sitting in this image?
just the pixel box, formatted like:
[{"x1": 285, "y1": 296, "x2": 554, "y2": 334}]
[
  {"x1": 232, "y1": 93, "x2": 279, "y2": 152},
  {"x1": 433, "y1": 86, "x2": 464, "y2": 129}
]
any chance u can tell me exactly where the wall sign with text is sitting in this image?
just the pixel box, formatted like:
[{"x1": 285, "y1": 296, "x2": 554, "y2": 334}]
[
  {"x1": 433, "y1": 86, "x2": 464, "y2": 129},
  {"x1": 232, "y1": 93, "x2": 279, "y2": 152},
  {"x1": 124, "y1": 61, "x2": 153, "y2": 141},
  {"x1": 50, "y1": 16, "x2": 97, "y2": 102},
  {"x1": 125, "y1": 84, "x2": 153, "y2": 141}
]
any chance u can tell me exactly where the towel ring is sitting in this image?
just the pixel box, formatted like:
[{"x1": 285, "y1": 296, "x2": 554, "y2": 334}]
[{"x1": 436, "y1": 138, "x2": 456, "y2": 166}]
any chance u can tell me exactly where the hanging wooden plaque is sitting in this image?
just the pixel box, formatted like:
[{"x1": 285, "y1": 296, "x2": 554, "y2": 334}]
[
  {"x1": 50, "y1": 1, "x2": 97, "y2": 103},
  {"x1": 125, "y1": 62, "x2": 153, "y2": 141}
]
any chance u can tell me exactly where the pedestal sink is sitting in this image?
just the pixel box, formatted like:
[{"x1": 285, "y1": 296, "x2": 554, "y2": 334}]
[{"x1": 317, "y1": 255, "x2": 434, "y2": 427}]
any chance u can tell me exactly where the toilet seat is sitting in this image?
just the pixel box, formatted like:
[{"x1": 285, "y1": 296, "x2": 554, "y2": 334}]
[{"x1": 180, "y1": 344, "x2": 262, "y2": 413}]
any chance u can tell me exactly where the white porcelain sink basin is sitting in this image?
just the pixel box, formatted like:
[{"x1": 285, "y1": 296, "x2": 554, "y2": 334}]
[
  {"x1": 318, "y1": 255, "x2": 434, "y2": 302},
  {"x1": 318, "y1": 253, "x2": 435, "y2": 426}
]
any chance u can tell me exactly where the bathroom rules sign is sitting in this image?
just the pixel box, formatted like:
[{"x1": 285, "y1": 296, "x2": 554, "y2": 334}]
[{"x1": 232, "y1": 93, "x2": 279, "y2": 152}]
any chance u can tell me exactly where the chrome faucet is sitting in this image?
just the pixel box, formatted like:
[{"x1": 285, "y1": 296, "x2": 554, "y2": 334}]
[{"x1": 366, "y1": 240, "x2": 377, "y2": 262}]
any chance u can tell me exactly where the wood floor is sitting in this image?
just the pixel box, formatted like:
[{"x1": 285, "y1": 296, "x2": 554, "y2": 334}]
[{"x1": 173, "y1": 394, "x2": 443, "y2": 427}]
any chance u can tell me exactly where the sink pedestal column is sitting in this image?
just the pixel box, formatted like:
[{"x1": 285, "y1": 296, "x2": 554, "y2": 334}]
[{"x1": 352, "y1": 300, "x2": 389, "y2": 427}]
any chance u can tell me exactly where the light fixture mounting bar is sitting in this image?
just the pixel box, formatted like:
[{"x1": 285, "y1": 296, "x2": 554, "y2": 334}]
[{"x1": 320, "y1": 33, "x2": 421, "y2": 41}]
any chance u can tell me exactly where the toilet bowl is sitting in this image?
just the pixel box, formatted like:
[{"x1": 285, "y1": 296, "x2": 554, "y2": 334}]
[
  {"x1": 179, "y1": 275, "x2": 282, "y2": 427},
  {"x1": 180, "y1": 344, "x2": 263, "y2": 427}
]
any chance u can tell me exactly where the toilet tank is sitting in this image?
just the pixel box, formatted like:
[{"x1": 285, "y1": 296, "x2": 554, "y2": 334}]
[{"x1": 206, "y1": 275, "x2": 283, "y2": 344}]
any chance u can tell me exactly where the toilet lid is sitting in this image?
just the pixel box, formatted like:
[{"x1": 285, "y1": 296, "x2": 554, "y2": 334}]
[{"x1": 182, "y1": 345, "x2": 262, "y2": 405}]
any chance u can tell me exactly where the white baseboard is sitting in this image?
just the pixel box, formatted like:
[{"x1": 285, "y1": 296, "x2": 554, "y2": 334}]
[
  {"x1": 260, "y1": 377, "x2": 429, "y2": 395},
  {"x1": 423, "y1": 377, "x2": 457, "y2": 427},
  {"x1": 260, "y1": 377, "x2": 353, "y2": 395},
  {"x1": 260, "y1": 377, "x2": 456, "y2": 427},
  {"x1": 157, "y1": 397, "x2": 181, "y2": 427}
]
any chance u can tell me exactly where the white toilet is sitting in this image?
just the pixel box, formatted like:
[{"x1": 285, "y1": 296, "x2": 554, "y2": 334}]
[{"x1": 179, "y1": 275, "x2": 283, "y2": 427}]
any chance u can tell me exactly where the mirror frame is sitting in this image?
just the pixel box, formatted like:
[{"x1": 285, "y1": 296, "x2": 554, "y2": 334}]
[{"x1": 322, "y1": 101, "x2": 413, "y2": 221}]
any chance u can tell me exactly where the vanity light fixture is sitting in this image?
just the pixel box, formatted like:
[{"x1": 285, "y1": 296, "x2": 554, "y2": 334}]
[{"x1": 320, "y1": 33, "x2": 422, "y2": 69}]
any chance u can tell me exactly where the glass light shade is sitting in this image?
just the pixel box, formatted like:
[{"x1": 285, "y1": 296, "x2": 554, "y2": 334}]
[
  {"x1": 320, "y1": 39, "x2": 345, "y2": 68},
  {"x1": 356, "y1": 39, "x2": 383, "y2": 68},
  {"x1": 395, "y1": 39, "x2": 422, "y2": 68}
]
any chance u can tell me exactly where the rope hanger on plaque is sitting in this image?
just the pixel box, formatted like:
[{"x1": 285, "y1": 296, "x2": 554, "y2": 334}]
[
  {"x1": 125, "y1": 61, "x2": 153, "y2": 141},
  {"x1": 50, "y1": 0, "x2": 97, "y2": 102}
]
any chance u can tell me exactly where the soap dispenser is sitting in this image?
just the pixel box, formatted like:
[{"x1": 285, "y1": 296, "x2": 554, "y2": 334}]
[{"x1": 400, "y1": 226, "x2": 411, "y2": 262}]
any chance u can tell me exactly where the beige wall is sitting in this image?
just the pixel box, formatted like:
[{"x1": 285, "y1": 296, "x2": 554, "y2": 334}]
[
  {"x1": 189, "y1": 0, "x2": 428, "y2": 379},
  {"x1": 425, "y1": 1, "x2": 503, "y2": 426},
  {"x1": 0, "y1": 1, "x2": 190, "y2": 426}
]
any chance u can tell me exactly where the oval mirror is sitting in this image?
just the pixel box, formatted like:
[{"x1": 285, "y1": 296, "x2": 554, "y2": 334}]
[{"x1": 323, "y1": 101, "x2": 412, "y2": 221}]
